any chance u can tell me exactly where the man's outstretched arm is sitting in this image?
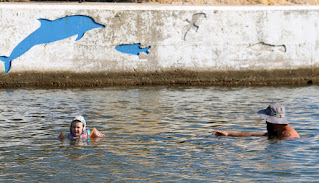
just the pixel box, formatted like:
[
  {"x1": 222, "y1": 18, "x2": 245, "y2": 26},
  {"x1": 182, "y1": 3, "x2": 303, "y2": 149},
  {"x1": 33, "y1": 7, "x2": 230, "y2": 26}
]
[{"x1": 213, "y1": 130, "x2": 267, "y2": 137}]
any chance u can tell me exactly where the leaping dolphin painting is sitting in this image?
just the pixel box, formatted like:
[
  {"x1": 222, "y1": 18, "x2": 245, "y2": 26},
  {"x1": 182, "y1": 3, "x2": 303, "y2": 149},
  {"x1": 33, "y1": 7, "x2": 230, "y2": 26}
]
[{"x1": 0, "y1": 15, "x2": 105, "y2": 73}]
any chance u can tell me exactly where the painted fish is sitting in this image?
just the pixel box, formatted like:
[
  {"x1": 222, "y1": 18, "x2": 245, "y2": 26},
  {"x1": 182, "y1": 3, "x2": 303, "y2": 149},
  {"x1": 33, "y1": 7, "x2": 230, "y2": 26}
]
[
  {"x1": 0, "y1": 15, "x2": 105, "y2": 73},
  {"x1": 115, "y1": 43, "x2": 151, "y2": 56}
]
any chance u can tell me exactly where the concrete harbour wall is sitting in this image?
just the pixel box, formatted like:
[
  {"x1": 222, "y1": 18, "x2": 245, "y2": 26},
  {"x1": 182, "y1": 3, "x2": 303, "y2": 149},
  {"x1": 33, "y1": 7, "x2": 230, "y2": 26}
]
[{"x1": 0, "y1": 3, "x2": 319, "y2": 86}]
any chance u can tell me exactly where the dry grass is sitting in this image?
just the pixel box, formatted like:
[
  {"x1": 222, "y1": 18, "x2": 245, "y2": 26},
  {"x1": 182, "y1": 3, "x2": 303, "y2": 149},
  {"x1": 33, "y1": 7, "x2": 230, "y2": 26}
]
[
  {"x1": 1, "y1": 0, "x2": 30, "y2": 2},
  {"x1": 148, "y1": 0, "x2": 319, "y2": 5},
  {"x1": 2, "y1": 0, "x2": 319, "y2": 5}
]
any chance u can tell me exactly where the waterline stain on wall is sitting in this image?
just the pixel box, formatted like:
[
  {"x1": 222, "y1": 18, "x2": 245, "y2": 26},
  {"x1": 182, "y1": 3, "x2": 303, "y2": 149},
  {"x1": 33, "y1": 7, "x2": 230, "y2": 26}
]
[{"x1": 0, "y1": 15, "x2": 105, "y2": 73}]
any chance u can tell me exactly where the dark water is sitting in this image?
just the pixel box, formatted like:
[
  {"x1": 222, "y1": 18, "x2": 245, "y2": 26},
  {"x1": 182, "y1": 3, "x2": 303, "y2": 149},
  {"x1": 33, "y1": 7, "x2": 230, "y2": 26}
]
[{"x1": 0, "y1": 86, "x2": 318, "y2": 182}]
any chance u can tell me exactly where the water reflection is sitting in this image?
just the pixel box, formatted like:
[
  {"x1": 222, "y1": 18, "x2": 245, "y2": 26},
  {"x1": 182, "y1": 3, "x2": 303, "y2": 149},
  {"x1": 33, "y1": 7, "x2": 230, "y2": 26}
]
[{"x1": 0, "y1": 86, "x2": 319, "y2": 182}]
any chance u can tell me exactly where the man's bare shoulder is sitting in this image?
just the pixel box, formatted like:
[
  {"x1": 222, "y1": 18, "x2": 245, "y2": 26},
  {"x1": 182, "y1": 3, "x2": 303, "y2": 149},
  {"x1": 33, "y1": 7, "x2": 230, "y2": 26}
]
[{"x1": 281, "y1": 126, "x2": 300, "y2": 140}]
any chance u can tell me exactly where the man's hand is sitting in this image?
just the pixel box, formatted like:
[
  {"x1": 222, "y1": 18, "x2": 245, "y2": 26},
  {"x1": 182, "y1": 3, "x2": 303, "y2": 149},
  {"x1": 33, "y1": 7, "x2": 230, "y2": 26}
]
[{"x1": 213, "y1": 130, "x2": 229, "y2": 136}]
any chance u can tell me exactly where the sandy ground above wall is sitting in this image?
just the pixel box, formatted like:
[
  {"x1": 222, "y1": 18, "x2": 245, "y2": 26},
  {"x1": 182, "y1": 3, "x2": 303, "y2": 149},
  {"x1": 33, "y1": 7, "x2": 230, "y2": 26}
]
[
  {"x1": 150, "y1": 0, "x2": 319, "y2": 5},
  {"x1": 4, "y1": 0, "x2": 319, "y2": 5}
]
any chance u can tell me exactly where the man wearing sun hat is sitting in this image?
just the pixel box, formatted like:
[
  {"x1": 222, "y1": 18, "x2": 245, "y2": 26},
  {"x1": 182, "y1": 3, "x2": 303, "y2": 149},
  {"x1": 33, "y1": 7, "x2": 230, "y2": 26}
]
[{"x1": 213, "y1": 103, "x2": 300, "y2": 140}]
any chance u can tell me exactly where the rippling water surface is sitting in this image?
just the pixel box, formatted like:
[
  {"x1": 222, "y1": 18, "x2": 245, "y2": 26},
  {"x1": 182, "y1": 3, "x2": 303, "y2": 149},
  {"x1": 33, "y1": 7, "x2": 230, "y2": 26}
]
[{"x1": 0, "y1": 86, "x2": 318, "y2": 182}]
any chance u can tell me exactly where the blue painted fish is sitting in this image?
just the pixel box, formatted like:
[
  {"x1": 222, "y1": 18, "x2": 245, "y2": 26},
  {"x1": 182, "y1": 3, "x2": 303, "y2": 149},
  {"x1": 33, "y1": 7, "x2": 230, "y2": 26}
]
[
  {"x1": 115, "y1": 43, "x2": 151, "y2": 56},
  {"x1": 0, "y1": 15, "x2": 105, "y2": 73}
]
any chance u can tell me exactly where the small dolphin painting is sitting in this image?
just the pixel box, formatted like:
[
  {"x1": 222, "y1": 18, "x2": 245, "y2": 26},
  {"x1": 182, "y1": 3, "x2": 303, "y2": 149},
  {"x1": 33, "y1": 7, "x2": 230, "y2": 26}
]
[
  {"x1": 0, "y1": 15, "x2": 105, "y2": 73},
  {"x1": 115, "y1": 43, "x2": 151, "y2": 56}
]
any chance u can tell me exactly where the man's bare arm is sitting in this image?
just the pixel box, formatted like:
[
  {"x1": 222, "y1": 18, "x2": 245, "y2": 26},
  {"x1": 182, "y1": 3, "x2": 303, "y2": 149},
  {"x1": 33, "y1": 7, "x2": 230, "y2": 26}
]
[{"x1": 213, "y1": 130, "x2": 267, "y2": 137}]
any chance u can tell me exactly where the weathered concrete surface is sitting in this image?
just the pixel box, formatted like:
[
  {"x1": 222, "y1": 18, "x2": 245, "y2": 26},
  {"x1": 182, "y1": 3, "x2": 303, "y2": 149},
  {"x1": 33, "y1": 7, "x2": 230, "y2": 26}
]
[{"x1": 0, "y1": 3, "x2": 319, "y2": 86}]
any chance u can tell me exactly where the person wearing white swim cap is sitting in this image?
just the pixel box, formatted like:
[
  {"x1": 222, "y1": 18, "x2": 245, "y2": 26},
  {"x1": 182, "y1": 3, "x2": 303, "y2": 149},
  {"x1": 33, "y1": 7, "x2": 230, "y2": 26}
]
[{"x1": 68, "y1": 115, "x2": 91, "y2": 140}]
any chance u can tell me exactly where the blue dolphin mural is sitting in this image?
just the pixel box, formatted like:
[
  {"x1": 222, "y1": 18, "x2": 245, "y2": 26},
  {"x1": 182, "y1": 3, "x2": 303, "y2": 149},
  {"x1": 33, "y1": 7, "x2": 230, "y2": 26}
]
[
  {"x1": 0, "y1": 15, "x2": 105, "y2": 73},
  {"x1": 115, "y1": 43, "x2": 151, "y2": 56}
]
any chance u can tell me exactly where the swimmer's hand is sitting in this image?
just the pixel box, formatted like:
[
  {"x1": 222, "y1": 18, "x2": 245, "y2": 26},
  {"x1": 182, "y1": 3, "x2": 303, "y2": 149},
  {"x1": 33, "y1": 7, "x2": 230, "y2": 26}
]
[{"x1": 213, "y1": 130, "x2": 228, "y2": 136}]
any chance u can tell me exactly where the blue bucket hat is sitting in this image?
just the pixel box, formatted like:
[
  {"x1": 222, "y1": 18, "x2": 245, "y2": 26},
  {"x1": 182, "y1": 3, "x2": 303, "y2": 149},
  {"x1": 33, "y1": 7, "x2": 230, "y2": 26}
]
[{"x1": 70, "y1": 115, "x2": 87, "y2": 133}]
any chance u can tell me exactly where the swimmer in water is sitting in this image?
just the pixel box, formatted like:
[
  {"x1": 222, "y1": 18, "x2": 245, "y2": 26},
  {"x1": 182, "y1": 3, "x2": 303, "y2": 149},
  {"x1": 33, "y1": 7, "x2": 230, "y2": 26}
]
[
  {"x1": 213, "y1": 103, "x2": 300, "y2": 140},
  {"x1": 58, "y1": 115, "x2": 105, "y2": 143},
  {"x1": 68, "y1": 115, "x2": 91, "y2": 140}
]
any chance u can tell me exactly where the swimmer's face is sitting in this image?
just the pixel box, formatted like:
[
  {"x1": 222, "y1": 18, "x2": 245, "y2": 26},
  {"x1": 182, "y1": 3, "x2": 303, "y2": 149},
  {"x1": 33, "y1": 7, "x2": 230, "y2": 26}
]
[{"x1": 71, "y1": 121, "x2": 84, "y2": 137}]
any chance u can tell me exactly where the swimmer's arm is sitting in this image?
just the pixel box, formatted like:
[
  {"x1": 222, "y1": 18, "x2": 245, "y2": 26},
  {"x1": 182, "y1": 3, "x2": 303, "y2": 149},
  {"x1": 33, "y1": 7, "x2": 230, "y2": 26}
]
[{"x1": 213, "y1": 130, "x2": 267, "y2": 137}]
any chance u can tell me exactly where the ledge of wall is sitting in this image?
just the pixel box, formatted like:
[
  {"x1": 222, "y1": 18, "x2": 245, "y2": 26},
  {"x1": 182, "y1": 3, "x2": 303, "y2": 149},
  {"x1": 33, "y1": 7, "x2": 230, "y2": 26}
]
[{"x1": 0, "y1": 68, "x2": 317, "y2": 87}]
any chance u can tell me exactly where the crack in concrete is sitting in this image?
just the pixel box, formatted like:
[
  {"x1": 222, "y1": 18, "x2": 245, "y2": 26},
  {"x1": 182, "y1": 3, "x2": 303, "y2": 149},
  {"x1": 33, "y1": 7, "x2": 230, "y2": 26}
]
[{"x1": 248, "y1": 42, "x2": 287, "y2": 52}]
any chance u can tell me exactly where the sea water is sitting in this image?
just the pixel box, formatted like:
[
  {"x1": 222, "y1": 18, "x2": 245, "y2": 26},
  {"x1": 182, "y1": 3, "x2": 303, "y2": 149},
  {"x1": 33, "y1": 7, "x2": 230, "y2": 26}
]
[{"x1": 0, "y1": 85, "x2": 318, "y2": 182}]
